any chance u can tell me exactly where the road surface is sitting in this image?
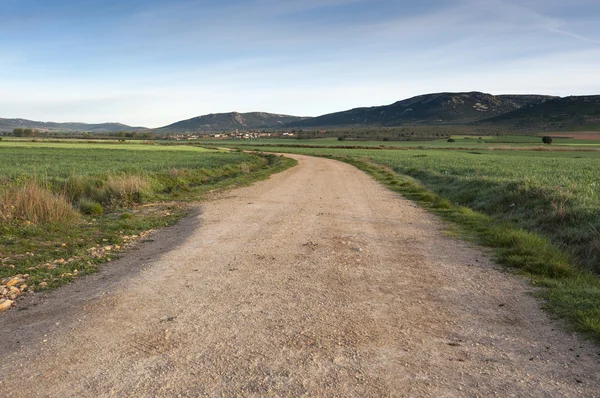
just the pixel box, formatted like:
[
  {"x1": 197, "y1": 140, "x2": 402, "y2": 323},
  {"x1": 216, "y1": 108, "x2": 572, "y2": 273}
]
[{"x1": 1, "y1": 154, "x2": 599, "y2": 397}]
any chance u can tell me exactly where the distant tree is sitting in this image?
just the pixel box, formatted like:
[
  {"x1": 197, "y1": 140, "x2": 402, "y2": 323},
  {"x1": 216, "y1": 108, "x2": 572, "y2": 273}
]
[
  {"x1": 337, "y1": 136, "x2": 346, "y2": 141},
  {"x1": 447, "y1": 138, "x2": 456, "y2": 143},
  {"x1": 13, "y1": 128, "x2": 24, "y2": 137},
  {"x1": 542, "y1": 136, "x2": 553, "y2": 144}
]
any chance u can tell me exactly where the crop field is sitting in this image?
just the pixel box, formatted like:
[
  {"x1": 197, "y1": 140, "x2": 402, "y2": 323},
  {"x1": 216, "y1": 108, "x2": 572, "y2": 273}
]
[
  {"x1": 0, "y1": 141, "x2": 252, "y2": 177},
  {"x1": 0, "y1": 140, "x2": 294, "y2": 296},
  {"x1": 200, "y1": 134, "x2": 600, "y2": 149}
]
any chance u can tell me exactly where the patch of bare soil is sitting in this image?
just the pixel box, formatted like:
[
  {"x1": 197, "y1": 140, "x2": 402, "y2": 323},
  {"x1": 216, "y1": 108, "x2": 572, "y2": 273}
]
[
  {"x1": 1, "y1": 155, "x2": 599, "y2": 397},
  {"x1": 545, "y1": 131, "x2": 600, "y2": 140}
]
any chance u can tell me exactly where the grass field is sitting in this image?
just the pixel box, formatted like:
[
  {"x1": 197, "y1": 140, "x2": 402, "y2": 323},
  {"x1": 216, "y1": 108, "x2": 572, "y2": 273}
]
[
  {"x1": 199, "y1": 134, "x2": 600, "y2": 149},
  {"x1": 0, "y1": 141, "x2": 295, "y2": 298},
  {"x1": 0, "y1": 141, "x2": 249, "y2": 177}
]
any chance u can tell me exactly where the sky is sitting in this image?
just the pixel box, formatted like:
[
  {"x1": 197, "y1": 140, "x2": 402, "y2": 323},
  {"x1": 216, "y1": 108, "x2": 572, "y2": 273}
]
[{"x1": 1, "y1": 0, "x2": 599, "y2": 127}]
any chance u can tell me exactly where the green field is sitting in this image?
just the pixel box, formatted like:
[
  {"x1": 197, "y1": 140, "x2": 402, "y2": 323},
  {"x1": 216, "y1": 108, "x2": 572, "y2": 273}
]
[
  {"x1": 0, "y1": 141, "x2": 251, "y2": 177},
  {"x1": 199, "y1": 134, "x2": 600, "y2": 149}
]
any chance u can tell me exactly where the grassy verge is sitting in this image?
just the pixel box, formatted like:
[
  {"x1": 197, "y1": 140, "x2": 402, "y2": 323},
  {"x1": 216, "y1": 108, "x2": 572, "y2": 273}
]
[{"x1": 0, "y1": 147, "x2": 295, "y2": 304}]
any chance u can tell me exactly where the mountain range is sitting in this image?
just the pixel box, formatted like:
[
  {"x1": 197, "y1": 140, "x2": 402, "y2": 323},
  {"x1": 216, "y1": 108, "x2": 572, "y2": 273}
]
[
  {"x1": 478, "y1": 95, "x2": 600, "y2": 130},
  {"x1": 0, "y1": 118, "x2": 146, "y2": 133},
  {"x1": 155, "y1": 112, "x2": 308, "y2": 133},
  {"x1": 285, "y1": 92, "x2": 557, "y2": 129},
  {"x1": 2, "y1": 92, "x2": 599, "y2": 134}
]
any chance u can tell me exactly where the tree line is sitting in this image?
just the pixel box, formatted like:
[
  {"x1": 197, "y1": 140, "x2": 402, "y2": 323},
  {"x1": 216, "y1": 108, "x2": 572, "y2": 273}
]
[{"x1": 12, "y1": 128, "x2": 42, "y2": 137}]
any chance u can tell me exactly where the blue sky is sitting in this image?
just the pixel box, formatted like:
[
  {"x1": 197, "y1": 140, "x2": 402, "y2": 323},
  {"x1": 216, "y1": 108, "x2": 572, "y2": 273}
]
[{"x1": 1, "y1": 0, "x2": 599, "y2": 127}]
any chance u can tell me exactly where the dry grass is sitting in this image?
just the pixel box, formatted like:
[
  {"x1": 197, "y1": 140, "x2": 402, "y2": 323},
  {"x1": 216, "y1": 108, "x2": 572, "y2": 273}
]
[
  {"x1": 0, "y1": 183, "x2": 79, "y2": 224},
  {"x1": 168, "y1": 168, "x2": 190, "y2": 179},
  {"x1": 104, "y1": 175, "x2": 150, "y2": 204}
]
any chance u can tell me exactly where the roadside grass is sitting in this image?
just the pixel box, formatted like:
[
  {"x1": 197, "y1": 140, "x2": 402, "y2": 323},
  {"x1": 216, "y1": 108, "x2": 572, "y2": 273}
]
[
  {"x1": 0, "y1": 183, "x2": 80, "y2": 224},
  {"x1": 0, "y1": 142, "x2": 296, "y2": 299}
]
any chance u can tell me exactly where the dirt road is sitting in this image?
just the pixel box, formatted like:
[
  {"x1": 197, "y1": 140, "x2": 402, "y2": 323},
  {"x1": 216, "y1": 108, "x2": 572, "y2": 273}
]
[{"x1": 1, "y1": 154, "x2": 599, "y2": 397}]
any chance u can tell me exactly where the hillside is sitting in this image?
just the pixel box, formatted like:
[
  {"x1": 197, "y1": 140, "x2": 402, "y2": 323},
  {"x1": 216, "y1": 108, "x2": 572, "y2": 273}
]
[
  {"x1": 286, "y1": 92, "x2": 555, "y2": 128},
  {"x1": 479, "y1": 95, "x2": 600, "y2": 131},
  {"x1": 0, "y1": 118, "x2": 146, "y2": 133},
  {"x1": 156, "y1": 112, "x2": 309, "y2": 133}
]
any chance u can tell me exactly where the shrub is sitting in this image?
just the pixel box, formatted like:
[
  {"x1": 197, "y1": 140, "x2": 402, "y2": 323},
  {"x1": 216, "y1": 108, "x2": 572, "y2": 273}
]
[
  {"x1": 542, "y1": 136, "x2": 553, "y2": 144},
  {"x1": 337, "y1": 136, "x2": 346, "y2": 141},
  {"x1": 63, "y1": 174, "x2": 92, "y2": 202},
  {"x1": 0, "y1": 183, "x2": 79, "y2": 224},
  {"x1": 78, "y1": 199, "x2": 104, "y2": 215},
  {"x1": 447, "y1": 138, "x2": 456, "y2": 143}
]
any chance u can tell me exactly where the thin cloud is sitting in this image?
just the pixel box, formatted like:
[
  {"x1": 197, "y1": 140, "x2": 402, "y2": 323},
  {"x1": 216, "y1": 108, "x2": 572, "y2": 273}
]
[{"x1": 550, "y1": 28, "x2": 600, "y2": 45}]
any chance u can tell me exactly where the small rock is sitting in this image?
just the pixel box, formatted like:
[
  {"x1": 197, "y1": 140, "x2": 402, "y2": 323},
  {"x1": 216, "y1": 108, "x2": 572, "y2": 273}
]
[
  {"x1": 39, "y1": 282, "x2": 48, "y2": 288},
  {"x1": 6, "y1": 278, "x2": 20, "y2": 287},
  {"x1": 0, "y1": 300, "x2": 14, "y2": 312}
]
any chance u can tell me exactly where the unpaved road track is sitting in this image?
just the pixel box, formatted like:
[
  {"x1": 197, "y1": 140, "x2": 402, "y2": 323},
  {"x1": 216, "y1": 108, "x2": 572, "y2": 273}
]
[{"x1": 1, "y1": 154, "x2": 599, "y2": 397}]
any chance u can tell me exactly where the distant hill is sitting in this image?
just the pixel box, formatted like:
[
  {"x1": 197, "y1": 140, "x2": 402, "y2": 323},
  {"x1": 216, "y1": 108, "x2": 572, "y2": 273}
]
[
  {"x1": 156, "y1": 112, "x2": 309, "y2": 133},
  {"x1": 4, "y1": 92, "x2": 599, "y2": 135},
  {"x1": 0, "y1": 118, "x2": 146, "y2": 133},
  {"x1": 478, "y1": 95, "x2": 600, "y2": 131},
  {"x1": 286, "y1": 92, "x2": 556, "y2": 128}
]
